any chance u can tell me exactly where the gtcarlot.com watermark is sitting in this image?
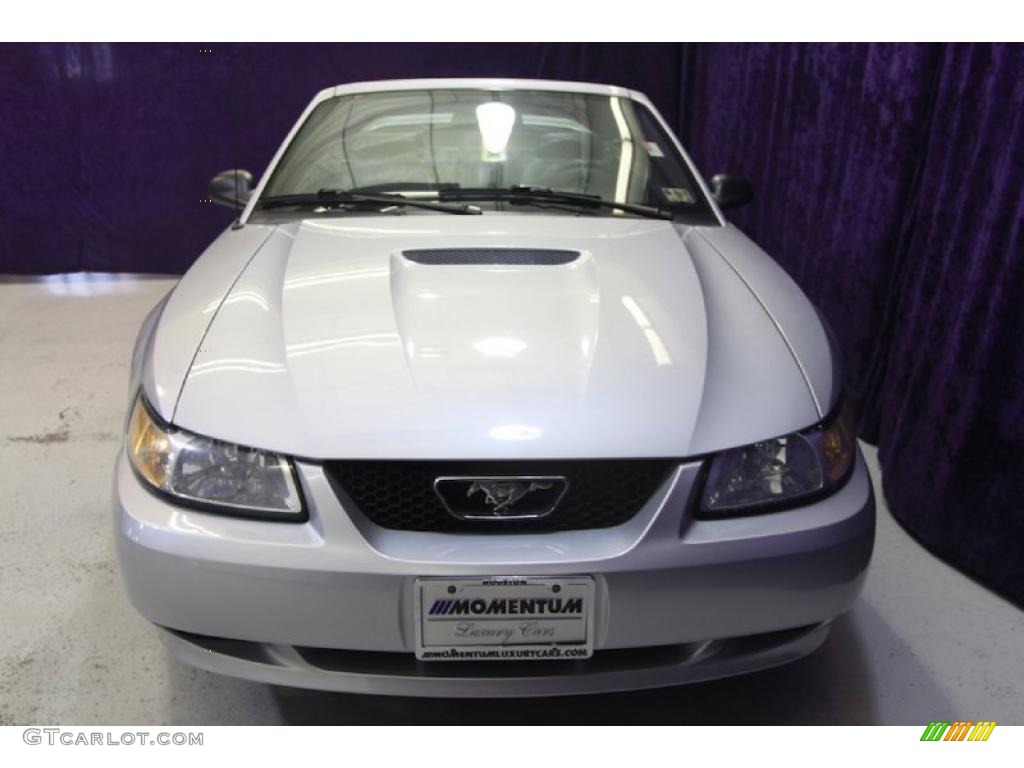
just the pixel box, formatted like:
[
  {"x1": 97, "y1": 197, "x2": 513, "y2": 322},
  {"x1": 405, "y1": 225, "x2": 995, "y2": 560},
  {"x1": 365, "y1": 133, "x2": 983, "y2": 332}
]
[{"x1": 23, "y1": 728, "x2": 203, "y2": 746}]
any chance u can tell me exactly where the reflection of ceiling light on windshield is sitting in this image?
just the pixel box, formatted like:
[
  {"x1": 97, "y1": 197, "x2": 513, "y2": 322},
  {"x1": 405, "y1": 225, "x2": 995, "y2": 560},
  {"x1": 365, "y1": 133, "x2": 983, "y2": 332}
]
[
  {"x1": 610, "y1": 96, "x2": 633, "y2": 212},
  {"x1": 476, "y1": 102, "x2": 516, "y2": 160},
  {"x1": 364, "y1": 113, "x2": 454, "y2": 132},
  {"x1": 473, "y1": 336, "x2": 527, "y2": 358}
]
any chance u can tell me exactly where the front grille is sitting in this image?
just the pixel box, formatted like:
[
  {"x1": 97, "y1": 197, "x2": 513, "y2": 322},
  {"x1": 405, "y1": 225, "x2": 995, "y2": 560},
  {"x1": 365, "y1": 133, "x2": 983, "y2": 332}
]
[{"x1": 325, "y1": 460, "x2": 676, "y2": 533}]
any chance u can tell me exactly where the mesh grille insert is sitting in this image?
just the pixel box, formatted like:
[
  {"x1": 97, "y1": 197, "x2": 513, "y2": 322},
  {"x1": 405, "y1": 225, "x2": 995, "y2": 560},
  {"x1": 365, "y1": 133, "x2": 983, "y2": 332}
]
[
  {"x1": 402, "y1": 248, "x2": 579, "y2": 266},
  {"x1": 326, "y1": 459, "x2": 676, "y2": 533}
]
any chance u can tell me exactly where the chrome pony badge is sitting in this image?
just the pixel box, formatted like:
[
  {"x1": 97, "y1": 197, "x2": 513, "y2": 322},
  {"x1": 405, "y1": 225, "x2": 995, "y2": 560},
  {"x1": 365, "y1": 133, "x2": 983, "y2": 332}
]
[{"x1": 434, "y1": 476, "x2": 569, "y2": 520}]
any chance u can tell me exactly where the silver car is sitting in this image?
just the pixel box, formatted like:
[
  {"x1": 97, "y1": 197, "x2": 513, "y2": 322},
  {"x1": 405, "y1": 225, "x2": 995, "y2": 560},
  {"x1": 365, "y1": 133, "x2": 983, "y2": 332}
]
[{"x1": 115, "y1": 78, "x2": 874, "y2": 697}]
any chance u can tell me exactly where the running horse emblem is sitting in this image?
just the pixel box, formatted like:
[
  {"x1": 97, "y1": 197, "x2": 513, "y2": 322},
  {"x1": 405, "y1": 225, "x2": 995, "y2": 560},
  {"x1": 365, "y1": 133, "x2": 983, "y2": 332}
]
[{"x1": 466, "y1": 480, "x2": 555, "y2": 515}]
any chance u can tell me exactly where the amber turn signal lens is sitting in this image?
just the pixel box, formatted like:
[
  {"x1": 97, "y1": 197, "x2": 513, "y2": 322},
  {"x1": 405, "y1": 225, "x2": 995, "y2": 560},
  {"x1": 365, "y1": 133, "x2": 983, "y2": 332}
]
[
  {"x1": 127, "y1": 396, "x2": 172, "y2": 488},
  {"x1": 822, "y1": 403, "x2": 855, "y2": 484}
]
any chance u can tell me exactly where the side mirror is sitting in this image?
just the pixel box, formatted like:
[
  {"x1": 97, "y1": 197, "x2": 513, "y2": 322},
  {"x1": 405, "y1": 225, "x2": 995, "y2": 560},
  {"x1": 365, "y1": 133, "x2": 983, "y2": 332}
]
[
  {"x1": 208, "y1": 169, "x2": 253, "y2": 209},
  {"x1": 709, "y1": 174, "x2": 754, "y2": 210}
]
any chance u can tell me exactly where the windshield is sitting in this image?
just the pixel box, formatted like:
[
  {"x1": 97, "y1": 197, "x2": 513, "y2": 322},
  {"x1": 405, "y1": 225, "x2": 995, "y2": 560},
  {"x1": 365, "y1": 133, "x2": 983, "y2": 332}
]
[{"x1": 260, "y1": 88, "x2": 714, "y2": 218}]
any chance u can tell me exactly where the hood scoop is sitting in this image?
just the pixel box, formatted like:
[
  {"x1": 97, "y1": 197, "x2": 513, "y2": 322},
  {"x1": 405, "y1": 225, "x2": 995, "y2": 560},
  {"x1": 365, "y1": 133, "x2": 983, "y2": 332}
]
[{"x1": 402, "y1": 248, "x2": 579, "y2": 266}]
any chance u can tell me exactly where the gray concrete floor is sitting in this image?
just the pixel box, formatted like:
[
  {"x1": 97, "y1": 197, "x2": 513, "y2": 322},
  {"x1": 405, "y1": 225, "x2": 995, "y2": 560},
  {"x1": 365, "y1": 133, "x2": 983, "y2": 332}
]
[{"x1": 1, "y1": 274, "x2": 1021, "y2": 725}]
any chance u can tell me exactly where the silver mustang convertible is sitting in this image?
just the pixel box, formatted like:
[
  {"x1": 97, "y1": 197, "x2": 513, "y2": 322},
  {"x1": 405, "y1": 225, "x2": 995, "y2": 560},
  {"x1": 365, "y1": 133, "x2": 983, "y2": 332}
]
[{"x1": 115, "y1": 79, "x2": 874, "y2": 697}]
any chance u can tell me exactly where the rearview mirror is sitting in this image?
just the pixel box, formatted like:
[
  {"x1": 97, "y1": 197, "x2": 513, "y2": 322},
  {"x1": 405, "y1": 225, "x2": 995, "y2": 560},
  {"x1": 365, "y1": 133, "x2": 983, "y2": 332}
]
[
  {"x1": 208, "y1": 169, "x2": 254, "y2": 209},
  {"x1": 709, "y1": 174, "x2": 754, "y2": 210}
]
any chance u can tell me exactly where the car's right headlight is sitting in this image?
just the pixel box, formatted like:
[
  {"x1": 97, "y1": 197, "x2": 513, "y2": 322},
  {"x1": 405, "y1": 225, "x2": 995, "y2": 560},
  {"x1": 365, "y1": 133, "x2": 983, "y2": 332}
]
[
  {"x1": 126, "y1": 393, "x2": 305, "y2": 520},
  {"x1": 697, "y1": 401, "x2": 856, "y2": 518}
]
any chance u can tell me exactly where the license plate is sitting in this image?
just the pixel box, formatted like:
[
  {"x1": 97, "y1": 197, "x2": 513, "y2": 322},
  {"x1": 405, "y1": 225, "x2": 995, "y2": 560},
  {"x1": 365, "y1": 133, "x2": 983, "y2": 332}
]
[{"x1": 415, "y1": 576, "x2": 594, "y2": 661}]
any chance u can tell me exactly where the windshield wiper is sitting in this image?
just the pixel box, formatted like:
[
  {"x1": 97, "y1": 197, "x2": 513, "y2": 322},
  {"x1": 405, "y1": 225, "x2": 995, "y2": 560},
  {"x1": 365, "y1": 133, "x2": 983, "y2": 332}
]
[
  {"x1": 438, "y1": 186, "x2": 674, "y2": 220},
  {"x1": 258, "y1": 189, "x2": 481, "y2": 215}
]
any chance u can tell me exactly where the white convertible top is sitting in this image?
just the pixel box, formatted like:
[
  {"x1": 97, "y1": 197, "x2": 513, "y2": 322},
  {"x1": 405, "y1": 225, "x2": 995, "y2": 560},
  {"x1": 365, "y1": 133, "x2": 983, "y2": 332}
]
[{"x1": 325, "y1": 78, "x2": 638, "y2": 100}]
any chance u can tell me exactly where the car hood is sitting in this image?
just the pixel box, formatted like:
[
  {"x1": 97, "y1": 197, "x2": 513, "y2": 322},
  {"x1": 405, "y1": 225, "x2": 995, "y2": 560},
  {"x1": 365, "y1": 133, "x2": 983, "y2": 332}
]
[{"x1": 164, "y1": 215, "x2": 828, "y2": 459}]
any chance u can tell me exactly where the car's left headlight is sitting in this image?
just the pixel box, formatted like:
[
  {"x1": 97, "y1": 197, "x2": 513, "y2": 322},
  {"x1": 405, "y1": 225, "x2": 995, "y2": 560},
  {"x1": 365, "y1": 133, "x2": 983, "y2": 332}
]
[
  {"x1": 126, "y1": 393, "x2": 305, "y2": 520},
  {"x1": 697, "y1": 401, "x2": 856, "y2": 518}
]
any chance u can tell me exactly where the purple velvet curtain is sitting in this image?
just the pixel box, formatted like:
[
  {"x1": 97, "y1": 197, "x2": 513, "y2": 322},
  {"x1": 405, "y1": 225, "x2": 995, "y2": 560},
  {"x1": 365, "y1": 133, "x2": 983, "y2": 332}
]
[
  {"x1": 1, "y1": 42, "x2": 1021, "y2": 605},
  {"x1": 685, "y1": 43, "x2": 1024, "y2": 606},
  {"x1": 870, "y1": 45, "x2": 1024, "y2": 605}
]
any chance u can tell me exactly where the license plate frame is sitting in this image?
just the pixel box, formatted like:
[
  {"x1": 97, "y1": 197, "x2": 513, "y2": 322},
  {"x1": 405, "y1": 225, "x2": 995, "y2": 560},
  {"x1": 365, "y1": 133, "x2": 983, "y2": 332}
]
[{"x1": 414, "y1": 576, "x2": 595, "y2": 662}]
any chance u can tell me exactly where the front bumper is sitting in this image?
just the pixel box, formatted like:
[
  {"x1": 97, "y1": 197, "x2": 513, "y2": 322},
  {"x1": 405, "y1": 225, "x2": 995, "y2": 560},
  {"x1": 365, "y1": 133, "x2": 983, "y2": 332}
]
[{"x1": 114, "y1": 448, "x2": 874, "y2": 697}]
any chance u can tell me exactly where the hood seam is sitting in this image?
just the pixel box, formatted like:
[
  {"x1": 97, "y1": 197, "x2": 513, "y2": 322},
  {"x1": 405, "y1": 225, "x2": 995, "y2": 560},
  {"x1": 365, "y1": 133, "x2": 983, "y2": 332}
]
[
  {"x1": 689, "y1": 228, "x2": 824, "y2": 419},
  {"x1": 170, "y1": 225, "x2": 279, "y2": 423}
]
